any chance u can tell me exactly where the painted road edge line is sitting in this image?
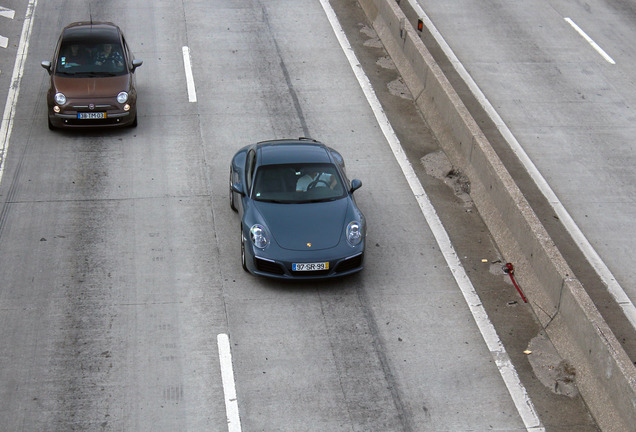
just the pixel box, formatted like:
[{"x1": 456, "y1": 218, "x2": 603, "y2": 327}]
[
  {"x1": 182, "y1": 46, "x2": 197, "y2": 102},
  {"x1": 0, "y1": 0, "x2": 38, "y2": 184},
  {"x1": 318, "y1": 1, "x2": 544, "y2": 430},
  {"x1": 217, "y1": 333, "x2": 242, "y2": 432},
  {"x1": 408, "y1": 0, "x2": 636, "y2": 331},
  {"x1": 565, "y1": 17, "x2": 615, "y2": 64}
]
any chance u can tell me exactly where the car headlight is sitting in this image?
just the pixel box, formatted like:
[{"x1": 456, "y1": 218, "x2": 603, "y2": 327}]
[
  {"x1": 54, "y1": 92, "x2": 66, "y2": 105},
  {"x1": 117, "y1": 91, "x2": 129, "y2": 104},
  {"x1": 250, "y1": 224, "x2": 269, "y2": 249},
  {"x1": 346, "y1": 221, "x2": 363, "y2": 246}
]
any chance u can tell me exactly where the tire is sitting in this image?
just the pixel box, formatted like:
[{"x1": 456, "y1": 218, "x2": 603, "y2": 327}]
[
  {"x1": 130, "y1": 114, "x2": 138, "y2": 128},
  {"x1": 48, "y1": 117, "x2": 55, "y2": 130}
]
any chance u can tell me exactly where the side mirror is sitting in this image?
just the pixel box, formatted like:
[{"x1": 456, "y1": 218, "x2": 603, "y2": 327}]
[
  {"x1": 41, "y1": 61, "x2": 52, "y2": 74},
  {"x1": 131, "y1": 59, "x2": 143, "y2": 72},
  {"x1": 231, "y1": 182, "x2": 245, "y2": 196},
  {"x1": 350, "y1": 179, "x2": 362, "y2": 193}
]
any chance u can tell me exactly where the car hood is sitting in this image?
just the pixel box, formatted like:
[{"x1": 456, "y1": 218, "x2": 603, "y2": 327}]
[
  {"x1": 254, "y1": 199, "x2": 349, "y2": 251},
  {"x1": 51, "y1": 75, "x2": 130, "y2": 98}
]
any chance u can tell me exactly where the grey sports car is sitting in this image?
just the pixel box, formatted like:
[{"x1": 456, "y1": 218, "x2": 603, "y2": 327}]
[{"x1": 230, "y1": 138, "x2": 366, "y2": 279}]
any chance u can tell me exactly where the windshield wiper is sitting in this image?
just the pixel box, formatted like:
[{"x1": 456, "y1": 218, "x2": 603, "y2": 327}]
[
  {"x1": 306, "y1": 197, "x2": 339, "y2": 203},
  {"x1": 255, "y1": 198, "x2": 290, "y2": 204},
  {"x1": 75, "y1": 72, "x2": 117, "y2": 77}
]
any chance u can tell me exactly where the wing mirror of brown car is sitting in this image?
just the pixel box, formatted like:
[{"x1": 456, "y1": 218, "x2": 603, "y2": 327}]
[
  {"x1": 41, "y1": 61, "x2": 52, "y2": 75},
  {"x1": 132, "y1": 59, "x2": 143, "y2": 72}
]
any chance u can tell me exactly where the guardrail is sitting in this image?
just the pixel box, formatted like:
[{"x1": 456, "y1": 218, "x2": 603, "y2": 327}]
[{"x1": 355, "y1": 0, "x2": 636, "y2": 429}]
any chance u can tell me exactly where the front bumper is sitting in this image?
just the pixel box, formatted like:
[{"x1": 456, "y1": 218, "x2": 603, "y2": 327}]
[
  {"x1": 245, "y1": 242, "x2": 365, "y2": 279},
  {"x1": 49, "y1": 109, "x2": 136, "y2": 128}
]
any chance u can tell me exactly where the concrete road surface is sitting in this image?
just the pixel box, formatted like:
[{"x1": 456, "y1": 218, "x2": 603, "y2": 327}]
[{"x1": 0, "y1": 0, "x2": 598, "y2": 430}]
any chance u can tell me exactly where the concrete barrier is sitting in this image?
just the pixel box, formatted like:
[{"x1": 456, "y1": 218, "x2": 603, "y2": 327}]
[{"x1": 356, "y1": 0, "x2": 636, "y2": 429}]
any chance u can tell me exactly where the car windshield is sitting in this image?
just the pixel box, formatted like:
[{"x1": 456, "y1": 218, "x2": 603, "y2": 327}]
[
  {"x1": 55, "y1": 42, "x2": 126, "y2": 76},
  {"x1": 252, "y1": 163, "x2": 346, "y2": 203}
]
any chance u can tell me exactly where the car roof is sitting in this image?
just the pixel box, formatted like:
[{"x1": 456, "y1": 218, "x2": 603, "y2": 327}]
[
  {"x1": 60, "y1": 21, "x2": 122, "y2": 45},
  {"x1": 256, "y1": 139, "x2": 333, "y2": 165}
]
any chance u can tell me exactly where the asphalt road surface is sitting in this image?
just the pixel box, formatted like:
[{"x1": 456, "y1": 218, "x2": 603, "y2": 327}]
[{"x1": 0, "y1": 0, "x2": 600, "y2": 431}]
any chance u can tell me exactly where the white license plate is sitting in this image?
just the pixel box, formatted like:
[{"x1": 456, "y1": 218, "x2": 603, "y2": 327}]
[
  {"x1": 78, "y1": 112, "x2": 106, "y2": 119},
  {"x1": 293, "y1": 262, "x2": 329, "y2": 271}
]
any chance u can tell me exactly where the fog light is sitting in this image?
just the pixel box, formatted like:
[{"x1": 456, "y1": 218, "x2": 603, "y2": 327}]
[
  {"x1": 53, "y1": 106, "x2": 60, "y2": 113},
  {"x1": 123, "y1": 104, "x2": 131, "y2": 111}
]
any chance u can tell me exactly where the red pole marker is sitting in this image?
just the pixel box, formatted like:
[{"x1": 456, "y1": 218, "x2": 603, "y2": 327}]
[{"x1": 503, "y1": 263, "x2": 527, "y2": 303}]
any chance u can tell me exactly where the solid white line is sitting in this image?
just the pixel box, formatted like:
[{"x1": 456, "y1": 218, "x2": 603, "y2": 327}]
[
  {"x1": 318, "y1": 1, "x2": 544, "y2": 431},
  {"x1": 0, "y1": 0, "x2": 38, "y2": 184},
  {"x1": 565, "y1": 18, "x2": 615, "y2": 64},
  {"x1": 408, "y1": 1, "x2": 636, "y2": 330},
  {"x1": 182, "y1": 46, "x2": 197, "y2": 102},
  {"x1": 217, "y1": 333, "x2": 242, "y2": 432}
]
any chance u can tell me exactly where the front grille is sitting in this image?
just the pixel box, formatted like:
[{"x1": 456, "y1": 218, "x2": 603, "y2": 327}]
[
  {"x1": 255, "y1": 257, "x2": 285, "y2": 275},
  {"x1": 335, "y1": 253, "x2": 363, "y2": 273},
  {"x1": 290, "y1": 269, "x2": 331, "y2": 276},
  {"x1": 73, "y1": 104, "x2": 113, "y2": 110},
  {"x1": 63, "y1": 117, "x2": 124, "y2": 126}
]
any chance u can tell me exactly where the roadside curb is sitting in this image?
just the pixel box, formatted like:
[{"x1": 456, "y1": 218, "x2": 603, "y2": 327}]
[{"x1": 355, "y1": 0, "x2": 636, "y2": 429}]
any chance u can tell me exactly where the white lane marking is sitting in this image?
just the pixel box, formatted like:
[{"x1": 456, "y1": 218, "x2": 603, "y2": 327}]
[
  {"x1": 409, "y1": 1, "x2": 636, "y2": 330},
  {"x1": 319, "y1": 1, "x2": 544, "y2": 430},
  {"x1": 0, "y1": 6, "x2": 15, "y2": 19},
  {"x1": 0, "y1": 7, "x2": 15, "y2": 49},
  {"x1": 0, "y1": 0, "x2": 37, "y2": 184},
  {"x1": 182, "y1": 46, "x2": 197, "y2": 102},
  {"x1": 217, "y1": 333, "x2": 242, "y2": 432},
  {"x1": 565, "y1": 17, "x2": 615, "y2": 64}
]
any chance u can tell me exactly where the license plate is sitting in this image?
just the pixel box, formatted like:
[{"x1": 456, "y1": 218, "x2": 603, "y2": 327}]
[
  {"x1": 293, "y1": 262, "x2": 329, "y2": 271},
  {"x1": 78, "y1": 112, "x2": 106, "y2": 119}
]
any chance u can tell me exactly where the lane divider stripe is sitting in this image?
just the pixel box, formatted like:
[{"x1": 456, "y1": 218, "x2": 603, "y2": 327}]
[
  {"x1": 565, "y1": 17, "x2": 615, "y2": 64},
  {"x1": 182, "y1": 46, "x2": 197, "y2": 103},
  {"x1": 218, "y1": 333, "x2": 242, "y2": 432}
]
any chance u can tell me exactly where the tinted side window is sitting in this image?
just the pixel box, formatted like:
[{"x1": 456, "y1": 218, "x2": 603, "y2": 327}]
[
  {"x1": 122, "y1": 37, "x2": 131, "y2": 65},
  {"x1": 245, "y1": 150, "x2": 256, "y2": 192}
]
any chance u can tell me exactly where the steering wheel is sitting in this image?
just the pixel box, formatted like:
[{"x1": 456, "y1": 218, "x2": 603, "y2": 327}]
[{"x1": 308, "y1": 179, "x2": 330, "y2": 190}]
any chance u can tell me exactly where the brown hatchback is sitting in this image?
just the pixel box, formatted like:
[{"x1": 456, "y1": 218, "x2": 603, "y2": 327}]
[{"x1": 41, "y1": 22, "x2": 142, "y2": 129}]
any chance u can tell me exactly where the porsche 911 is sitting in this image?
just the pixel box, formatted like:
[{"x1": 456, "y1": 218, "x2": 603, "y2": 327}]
[{"x1": 230, "y1": 138, "x2": 366, "y2": 279}]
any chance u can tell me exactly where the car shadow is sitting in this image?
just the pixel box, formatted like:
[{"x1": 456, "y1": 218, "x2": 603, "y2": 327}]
[{"x1": 255, "y1": 271, "x2": 364, "y2": 294}]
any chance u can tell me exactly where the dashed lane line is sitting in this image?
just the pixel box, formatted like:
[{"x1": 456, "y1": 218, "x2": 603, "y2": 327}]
[
  {"x1": 182, "y1": 46, "x2": 197, "y2": 103},
  {"x1": 565, "y1": 17, "x2": 615, "y2": 64},
  {"x1": 217, "y1": 333, "x2": 242, "y2": 432}
]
